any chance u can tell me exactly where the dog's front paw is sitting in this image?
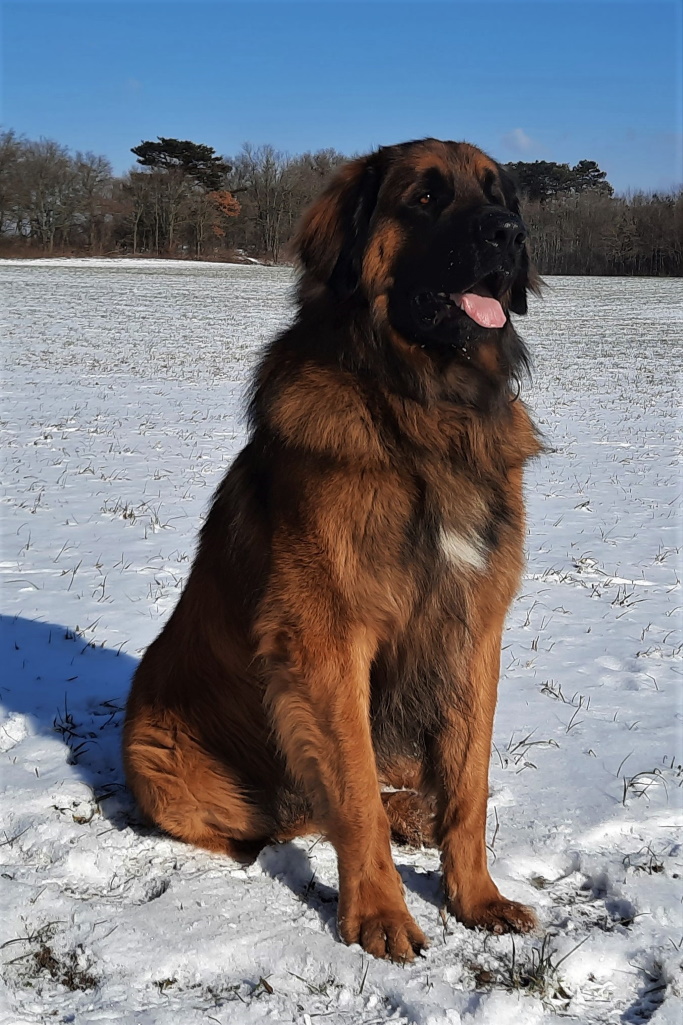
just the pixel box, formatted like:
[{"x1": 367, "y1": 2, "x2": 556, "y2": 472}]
[
  {"x1": 339, "y1": 907, "x2": 428, "y2": 962},
  {"x1": 452, "y1": 897, "x2": 536, "y2": 934}
]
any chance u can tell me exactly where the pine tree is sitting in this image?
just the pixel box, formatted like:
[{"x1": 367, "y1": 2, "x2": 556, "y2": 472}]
[
  {"x1": 131, "y1": 138, "x2": 231, "y2": 192},
  {"x1": 570, "y1": 160, "x2": 614, "y2": 197},
  {"x1": 505, "y1": 159, "x2": 614, "y2": 202}
]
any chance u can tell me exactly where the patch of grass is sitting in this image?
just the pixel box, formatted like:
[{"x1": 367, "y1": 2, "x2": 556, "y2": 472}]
[
  {"x1": 621, "y1": 768, "x2": 668, "y2": 806},
  {"x1": 52, "y1": 694, "x2": 92, "y2": 765},
  {"x1": 2, "y1": 923, "x2": 97, "y2": 992},
  {"x1": 623, "y1": 844, "x2": 666, "y2": 876},
  {"x1": 287, "y1": 970, "x2": 338, "y2": 996},
  {"x1": 153, "y1": 976, "x2": 177, "y2": 993},
  {"x1": 492, "y1": 730, "x2": 560, "y2": 774},
  {"x1": 32, "y1": 943, "x2": 97, "y2": 991},
  {"x1": 468, "y1": 934, "x2": 588, "y2": 1011}
]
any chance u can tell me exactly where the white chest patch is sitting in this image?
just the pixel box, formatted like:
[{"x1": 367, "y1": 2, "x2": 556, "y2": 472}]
[{"x1": 439, "y1": 528, "x2": 488, "y2": 573}]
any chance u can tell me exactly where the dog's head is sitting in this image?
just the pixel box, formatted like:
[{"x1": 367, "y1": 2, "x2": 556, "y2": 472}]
[{"x1": 295, "y1": 139, "x2": 539, "y2": 364}]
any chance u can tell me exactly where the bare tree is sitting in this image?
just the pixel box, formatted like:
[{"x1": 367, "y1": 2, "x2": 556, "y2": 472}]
[
  {"x1": 0, "y1": 129, "x2": 23, "y2": 237},
  {"x1": 73, "y1": 151, "x2": 113, "y2": 251},
  {"x1": 16, "y1": 139, "x2": 79, "y2": 251},
  {"x1": 231, "y1": 144, "x2": 295, "y2": 262}
]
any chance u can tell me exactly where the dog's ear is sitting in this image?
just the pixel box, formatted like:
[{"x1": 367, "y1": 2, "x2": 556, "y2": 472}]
[
  {"x1": 497, "y1": 164, "x2": 542, "y2": 315},
  {"x1": 295, "y1": 152, "x2": 384, "y2": 298}
]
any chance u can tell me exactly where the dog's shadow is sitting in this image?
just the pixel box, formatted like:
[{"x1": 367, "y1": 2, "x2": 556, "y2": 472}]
[
  {"x1": 258, "y1": 841, "x2": 339, "y2": 929},
  {"x1": 258, "y1": 837, "x2": 444, "y2": 932},
  {"x1": 398, "y1": 861, "x2": 443, "y2": 908},
  {"x1": 0, "y1": 613, "x2": 140, "y2": 828}
]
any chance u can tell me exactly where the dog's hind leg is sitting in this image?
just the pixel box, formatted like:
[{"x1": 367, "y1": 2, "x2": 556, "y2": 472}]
[
  {"x1": 123, "y1": 713, "x2": 272, "y2": 861},
  {"x1": 377, "y1": 757, "x2": 436, "y2": 848},
  {"x1": 381, "y1": 790, "x2": 436, "y2": 848}
]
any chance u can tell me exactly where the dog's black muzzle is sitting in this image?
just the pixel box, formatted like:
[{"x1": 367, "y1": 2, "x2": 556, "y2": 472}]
[{"x1": 474, "y1": 208, "x2": 527, "y2": 258}]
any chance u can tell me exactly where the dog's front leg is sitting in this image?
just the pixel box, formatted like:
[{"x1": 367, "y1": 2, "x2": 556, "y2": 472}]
[
  {"x1": 433, "y1": 620, "x2": 536, "y2": 934},
  {"x1": 259, "y1": 617, "x2": 427, "y2": 961}
]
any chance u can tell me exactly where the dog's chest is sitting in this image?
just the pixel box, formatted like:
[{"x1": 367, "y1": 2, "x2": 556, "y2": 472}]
[
  {"x1": 369, "y1": 464, "x2": 524, "y2": 760},
  {"x1": 437, "y1": 524, "x2": 489, "y2": 574},
  {"x1": 409, "y1": 462, "x2": 514, "y2": 581}
]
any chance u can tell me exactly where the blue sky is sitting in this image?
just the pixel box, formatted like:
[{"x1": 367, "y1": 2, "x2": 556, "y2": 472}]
[{"x1": 2, "y1": 0, "x2": 681, "y2": 192}]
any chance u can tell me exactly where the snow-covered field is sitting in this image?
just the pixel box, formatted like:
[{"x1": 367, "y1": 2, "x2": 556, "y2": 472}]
[{"x1": 1, "y1": 259, "x2": 681, "y2": 1025}]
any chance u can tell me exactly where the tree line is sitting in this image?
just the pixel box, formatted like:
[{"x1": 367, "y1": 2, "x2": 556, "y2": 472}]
[{"x1": 0, "y1": 129, "x2": 680, "y2": 275}]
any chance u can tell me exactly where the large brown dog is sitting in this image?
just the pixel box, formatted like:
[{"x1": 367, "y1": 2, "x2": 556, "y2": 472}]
[{"x1": 123, "y1": 138, "x2": 542, "y2": 962}]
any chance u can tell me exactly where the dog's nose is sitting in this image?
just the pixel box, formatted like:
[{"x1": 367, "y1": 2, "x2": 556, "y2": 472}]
[{"x1": 478, "y1": 211, "x2": 527, "y2": 252}]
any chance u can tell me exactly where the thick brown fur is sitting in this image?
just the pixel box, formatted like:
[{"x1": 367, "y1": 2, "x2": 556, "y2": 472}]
[{"x1": 123, "y1": 138, "x2": 543, "y2": 962}]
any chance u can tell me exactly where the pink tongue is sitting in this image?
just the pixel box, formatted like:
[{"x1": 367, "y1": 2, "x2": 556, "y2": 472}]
[{"x1": 455, "y1": 292, "x2": 506, "y2": 328}]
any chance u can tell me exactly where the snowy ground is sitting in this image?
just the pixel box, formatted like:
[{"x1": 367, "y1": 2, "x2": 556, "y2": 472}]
[{"x1": 1, "y1": 260, "x2": 681, "y2": 1025}]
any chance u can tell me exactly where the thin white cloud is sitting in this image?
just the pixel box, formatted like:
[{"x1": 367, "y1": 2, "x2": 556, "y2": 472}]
[{"x1": 501, "y1": 128, "x2": 537, "y2": 155}]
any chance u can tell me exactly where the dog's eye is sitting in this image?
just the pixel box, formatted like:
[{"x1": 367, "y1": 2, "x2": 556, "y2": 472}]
[{"x1": 410, "y1": 174, "x2": 451, "y2": 210}]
